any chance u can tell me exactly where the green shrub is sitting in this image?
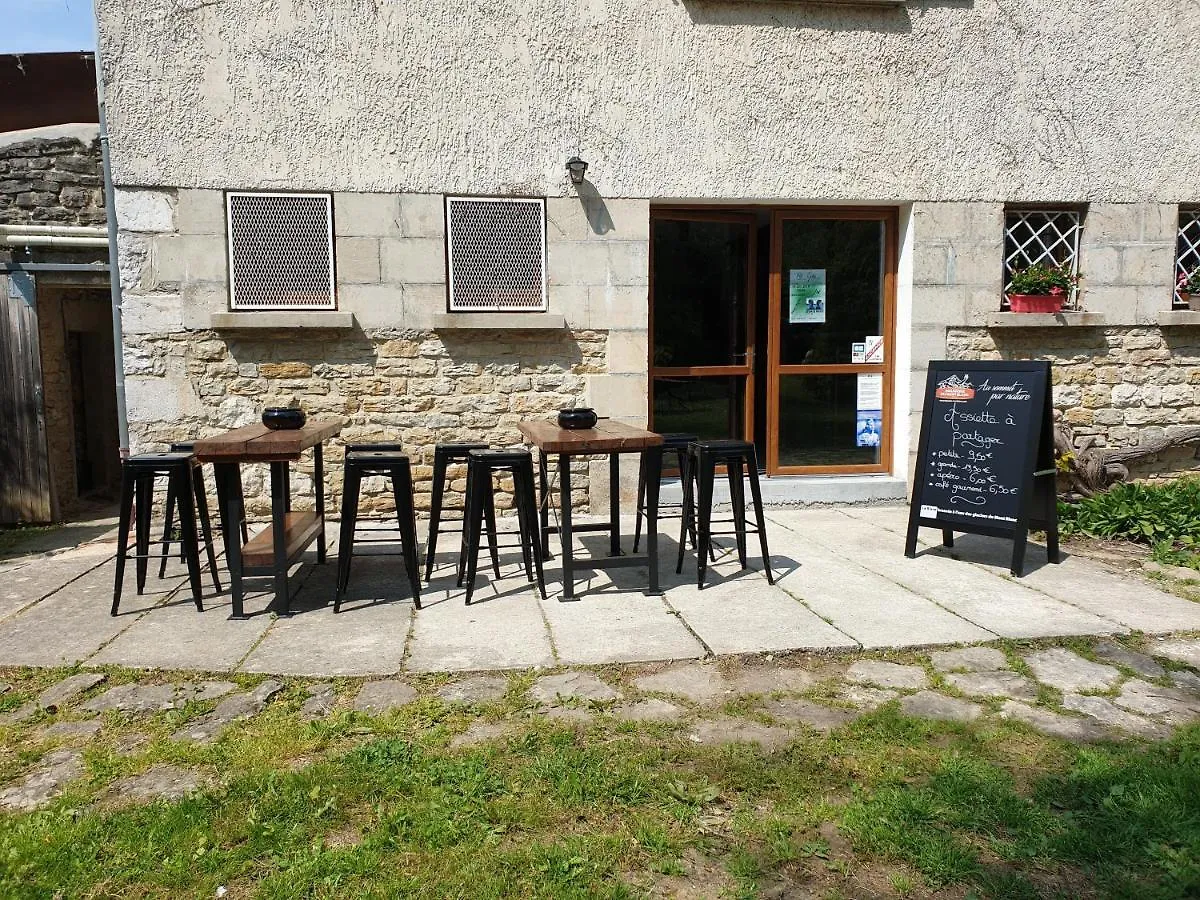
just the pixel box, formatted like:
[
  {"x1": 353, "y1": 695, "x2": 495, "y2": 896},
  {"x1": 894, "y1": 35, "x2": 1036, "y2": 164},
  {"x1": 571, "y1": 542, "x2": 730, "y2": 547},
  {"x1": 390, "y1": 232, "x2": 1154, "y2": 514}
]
[{"x1": 1057, "y1": 478, "x2": 1200, "y2": 546}]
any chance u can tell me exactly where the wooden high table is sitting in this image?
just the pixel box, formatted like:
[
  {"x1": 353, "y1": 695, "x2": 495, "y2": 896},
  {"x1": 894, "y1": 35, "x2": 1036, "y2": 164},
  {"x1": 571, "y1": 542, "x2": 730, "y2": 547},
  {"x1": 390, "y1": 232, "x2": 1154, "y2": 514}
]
[
  {"x1": 517, "y1": 419, "x2": 664, "y2": 600},
  {"x1": 193, "y1": 419, "x2": 341, "y2": 618}
]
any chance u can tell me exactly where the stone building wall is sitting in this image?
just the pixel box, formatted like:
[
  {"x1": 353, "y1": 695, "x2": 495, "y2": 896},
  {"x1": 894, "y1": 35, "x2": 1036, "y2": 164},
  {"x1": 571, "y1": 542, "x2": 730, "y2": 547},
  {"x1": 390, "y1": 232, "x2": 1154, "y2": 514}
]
[
  {"x1": 0, "y1": 127, "x2": 105, "y2": 227},
  {"x1": 946, "y1": 326, "x2": 1200, "y2": 480},
  {"x1": 118, "y1": 188, "x2": 645, "y2": 515}
]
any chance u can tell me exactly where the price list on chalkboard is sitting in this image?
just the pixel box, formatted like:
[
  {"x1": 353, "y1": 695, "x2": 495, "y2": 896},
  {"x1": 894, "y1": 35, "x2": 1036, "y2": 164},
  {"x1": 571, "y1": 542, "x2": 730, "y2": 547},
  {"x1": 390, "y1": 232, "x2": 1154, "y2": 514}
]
[{"x1": 906, "y1": 360, "x2": 1060, "y2": 577}]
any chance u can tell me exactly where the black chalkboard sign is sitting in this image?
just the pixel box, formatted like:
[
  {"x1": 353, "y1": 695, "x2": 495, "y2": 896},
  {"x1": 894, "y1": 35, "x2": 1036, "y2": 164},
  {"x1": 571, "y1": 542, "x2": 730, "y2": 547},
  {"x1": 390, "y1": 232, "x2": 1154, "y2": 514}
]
[{"x1": 905, "y1": 360, "x2": 1060, "y2": 576}]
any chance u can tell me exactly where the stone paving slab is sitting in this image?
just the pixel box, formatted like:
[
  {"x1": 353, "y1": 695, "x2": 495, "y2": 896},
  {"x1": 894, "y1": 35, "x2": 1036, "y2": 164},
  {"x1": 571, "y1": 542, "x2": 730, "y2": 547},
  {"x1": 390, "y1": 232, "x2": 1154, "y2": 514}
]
[
  {"x1": 767, "y1": 519, "x2": 995, "y2": 648},
  {"x1": 779, "y1": 510, "x2": 1126, "y2": 639},
  {"x1": 1152, "y1": 639, "x2": 1200, "y2": 668},
  {"x1": 540, "y1": 589, "x2": 703, "y2": 665},
  {"x1": 0, "y1": 749, "x2": 83, "y2": 811},
  {"x1": 1024, "y1": 648, "x2": 1121, "y2": 692},
  {"x1": 0, "y1": 543, "x2": 114, "y2": 623},
  {"x1": 0, "y1": 562, "x2": 188, "y2": 667},
  {"x1": 930, "y1": 647, "x2": 1009, "y2": 672}
]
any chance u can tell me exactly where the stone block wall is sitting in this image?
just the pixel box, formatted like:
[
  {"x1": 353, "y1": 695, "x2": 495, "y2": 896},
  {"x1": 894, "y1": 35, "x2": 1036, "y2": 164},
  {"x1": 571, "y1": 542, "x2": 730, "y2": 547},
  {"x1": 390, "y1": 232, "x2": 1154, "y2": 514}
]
[
  {"x1": 0, "y1": 130, "x2": 105, "y2": 226},
  {"x1": 117, "y1": 187, "x2": 650, "y2": 515},
  {"x1": 946, "y1": 326, "x2": 1200, "y2": 479}
]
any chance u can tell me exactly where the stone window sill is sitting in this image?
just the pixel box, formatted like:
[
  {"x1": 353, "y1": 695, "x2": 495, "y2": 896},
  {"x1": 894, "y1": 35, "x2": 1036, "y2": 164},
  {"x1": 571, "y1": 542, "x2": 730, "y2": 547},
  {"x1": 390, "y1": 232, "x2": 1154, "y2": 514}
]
[
  {"x1": 207, "y1": 312, "x2": 357, "y2": 330},
  {"x1": 1157, "y1": 310, "x2": 1200, "y2": 326},
  {"x1": 986, "y1": 312, "x2": 1107, "y2": 328},
  {"x1": 432, "y1": 313, "x2": 567, "y2": 330}
]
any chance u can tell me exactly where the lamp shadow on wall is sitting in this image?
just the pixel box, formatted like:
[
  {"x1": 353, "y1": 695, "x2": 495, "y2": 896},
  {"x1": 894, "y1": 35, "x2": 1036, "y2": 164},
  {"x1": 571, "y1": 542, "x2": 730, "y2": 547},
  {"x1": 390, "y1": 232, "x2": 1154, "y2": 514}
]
[
  {"x1": 679, "y1": 0, "x2": 973, "y2": 32},
  {"x1": 573, "y1": 180, "x2": 616, "y2": 237}
]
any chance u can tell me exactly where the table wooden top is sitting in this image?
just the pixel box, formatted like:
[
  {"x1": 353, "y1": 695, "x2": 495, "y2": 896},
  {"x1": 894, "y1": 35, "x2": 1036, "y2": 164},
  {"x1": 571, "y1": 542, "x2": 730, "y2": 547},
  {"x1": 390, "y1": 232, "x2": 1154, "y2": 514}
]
[
  {"x1": 518, "y1": 419, "x2": 664, "y2": 453},
  {"x1": 193, "y1": 419, "x2": 342, "y2": 462}
]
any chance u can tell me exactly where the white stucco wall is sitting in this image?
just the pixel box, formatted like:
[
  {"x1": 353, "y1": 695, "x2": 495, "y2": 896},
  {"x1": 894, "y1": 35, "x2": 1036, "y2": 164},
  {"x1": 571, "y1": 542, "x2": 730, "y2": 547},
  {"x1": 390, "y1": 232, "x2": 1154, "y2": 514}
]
[{"x1": 96, "y1": 0, "x2": 1199, "y2": 202}]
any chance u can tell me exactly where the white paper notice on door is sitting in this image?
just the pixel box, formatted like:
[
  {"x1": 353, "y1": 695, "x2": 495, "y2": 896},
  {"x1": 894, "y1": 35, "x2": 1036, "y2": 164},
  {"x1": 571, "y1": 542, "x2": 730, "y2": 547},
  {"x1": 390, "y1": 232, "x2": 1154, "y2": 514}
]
[
  {"x1": 788, "y1": 269, "x2": 826, "y2": 323},
  {"x1": 864, "y1": 335, "x2": 884, "y2": 363},
  {"x1": 856, "y1": 373, "x2": 883, "y2": 410},
  {"x1": 851, "y1": 342, "x2": 866, "y2": 363}
]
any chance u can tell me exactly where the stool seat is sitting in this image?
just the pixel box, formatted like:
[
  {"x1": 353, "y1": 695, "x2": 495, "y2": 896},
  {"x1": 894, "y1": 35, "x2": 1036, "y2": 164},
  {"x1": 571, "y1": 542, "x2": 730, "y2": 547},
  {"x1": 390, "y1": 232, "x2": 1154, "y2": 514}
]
[
  {"x1": 425, "y1": 442, "x2": 491, "y2": 581},
  {"x1": 114, "y1": 451, "x2": 219, "y2": 615},
  {"x1": 661, "y1": 433, "x2": 699, "y2": 449},
  {"x1": 678, "y1": 440, "x2": 773, "y2": 588},
  {"x1": 459, "y1": 449, "x2": 545, "y2": 605},
  {"x1": 346, "y1": 442, "x2": 404, "y2": 453},
  {"x1": 634, "y1": 432, "x2": 700, "y2": 555},
  {"x1": 336, "y1": 451, "x2": 422, "y2": 612}
]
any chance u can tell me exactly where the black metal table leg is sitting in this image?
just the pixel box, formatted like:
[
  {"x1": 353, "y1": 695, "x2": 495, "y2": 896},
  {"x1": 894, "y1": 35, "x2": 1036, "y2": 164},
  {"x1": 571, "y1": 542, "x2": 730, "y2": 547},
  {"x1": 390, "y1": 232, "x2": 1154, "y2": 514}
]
[
  {"x1": 644, "y1": 445, "x2": 663, "y2": 595},
  {"x1": 558, "y1": 452, "x2": 575, "y2": 601},
  {"x1": 214, "y1": 462, "x2": 246, "y2": 619},
  {"x1": 608, "y1": 451, "x2": 622, "y2": 556},
  {"x1": 314, "y1": 442, "x2": 327, "y2": 564},
  {"x1": 270, "y1": 461, "x2": 291, "y2": 614},
  {"x1": 538, "y1": 451, "x2": 551, "y2": 559}
]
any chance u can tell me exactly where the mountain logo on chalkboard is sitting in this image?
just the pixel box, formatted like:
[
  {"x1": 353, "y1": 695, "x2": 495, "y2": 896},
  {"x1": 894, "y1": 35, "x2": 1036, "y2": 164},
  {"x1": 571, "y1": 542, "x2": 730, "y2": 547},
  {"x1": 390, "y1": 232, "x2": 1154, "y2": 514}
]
[{"x1": 934, "y1": 375, "x2": 975, "y2": 402}]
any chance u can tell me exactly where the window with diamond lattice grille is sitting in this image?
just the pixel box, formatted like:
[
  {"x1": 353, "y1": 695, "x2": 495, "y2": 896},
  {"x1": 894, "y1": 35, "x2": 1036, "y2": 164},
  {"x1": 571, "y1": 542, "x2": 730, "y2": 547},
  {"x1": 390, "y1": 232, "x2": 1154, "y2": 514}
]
[
  {"x1": 1003, "y1": 208, "x2": 1083, "y2": 307},
  {"x1": 1175, "y1": 209, "x2": 1200, "y2": 306},
  {"x1": 446, "y1": 197, "x2": 547, "y2": 312},
  {"x1": 226, "y1": 192, "x2": 335, "y2": 310}
]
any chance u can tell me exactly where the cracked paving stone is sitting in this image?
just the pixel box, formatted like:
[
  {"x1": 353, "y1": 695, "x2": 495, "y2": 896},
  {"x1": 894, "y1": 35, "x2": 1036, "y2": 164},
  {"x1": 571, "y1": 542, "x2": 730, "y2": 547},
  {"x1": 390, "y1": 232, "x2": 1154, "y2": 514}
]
[
  {"x1": 1112, "y1": 679, "x2": 1200, "y2": 726},
  {"x1": 632, "y1": 663, "x2": 729, "y2": 705},
  {"x1": 930, "y1": 647, "x2": 1009, "y2": 673},
  {"x1": 837, "y1": 684, "x2": 898, "y2": 710},
  {"x1": 436, "y1": 675, "x2": 509, "y2": 704},
  {"x1": 353, "y1": 680, "x2": 417, "y2": 715},
  {"x1": 1152, "y1": 639, "x2": 1200, "y2": 669},
  {"x1": 900, "y1": 691, "x2": 982, "y2": 723},
  {"x1": 688, "y1": 717, "x2": 792, "y2": 749},
  {"x1": 846, "y1": 660, "x2": 928, "y2": 690},
  {"x1": 727, "y1": 668, "x2": 815, "y2": 696},
  {"x1": 110, "y1": 764, "x2": 204, "y2": 804},
  {"x1": 83, "y1": 681, "x2": 237, "y2": 715},
  {"x1": 530, "y1": 671, "x2": 621, "y2": 705},
  {"x1": 37, "y1": 672, "x2": 106, "y2": 711},
  {"x1": 762, "y1": 698, "x2": 857, "y2": 732},
  {"x1": 38, "y1": 720, "x2": 102, "y2": 742},
  {"x1": 1171, "y1": 670, "x2": 1200, "y2": 694},
  {"x1": 176, "y1": 681, "x2": 239, "y2": 705},
  {"x1": 172, "y1": 680, "x2": 283, "y2": 744},
  {"x1": 0, "y1": 749, "x2": 83, "y2": 811},
  {"x1": 1091, "y1": 642, "x2": 1166, "y2": 679},
  {"x1": 1061, "y1": 694, "x2": 1172, "y2": 740},
  {"x1": 613, "y1": 698, "x2": 684, "y2": 722},
  {"x1": 1000, "y1": 701, "x2": 1111, "y2": 743},
  {"x1": 1023, "y1": 648, "x2": 1121, "y2": 693},
  {"x1": 301, "y1": 683, "x2": 337, "y2": 720},
  {"x1": 451, "y1": 721, "x2": 514, "y2": 748},
  {"x1": 945, "y1": 671, "x2": 1037, "y2": 701}
]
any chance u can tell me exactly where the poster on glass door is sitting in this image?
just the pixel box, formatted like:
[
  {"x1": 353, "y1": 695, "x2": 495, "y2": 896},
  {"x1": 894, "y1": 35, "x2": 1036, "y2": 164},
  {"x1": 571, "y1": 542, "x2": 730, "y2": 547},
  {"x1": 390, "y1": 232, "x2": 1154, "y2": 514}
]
[
  {"x1": 856, "y1": 374, "x2": 883, "y2": 448},
  {"x1": 788, "y1": 269, "x2": 826, "y2": 323}
]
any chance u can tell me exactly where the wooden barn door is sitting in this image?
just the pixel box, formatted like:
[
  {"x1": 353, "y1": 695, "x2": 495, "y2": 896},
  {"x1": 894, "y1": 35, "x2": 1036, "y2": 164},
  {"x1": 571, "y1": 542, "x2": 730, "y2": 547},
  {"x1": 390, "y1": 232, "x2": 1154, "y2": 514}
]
[{"x1": 0, "y1": 273, "x2": 52, "y2": 523}]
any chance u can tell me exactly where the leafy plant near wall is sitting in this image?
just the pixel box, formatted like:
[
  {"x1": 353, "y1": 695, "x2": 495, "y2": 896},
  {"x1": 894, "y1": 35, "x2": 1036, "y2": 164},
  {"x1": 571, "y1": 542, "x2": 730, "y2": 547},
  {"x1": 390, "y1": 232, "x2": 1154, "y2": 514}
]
[
  {"x1": 1008, "y1": 262, "x2": 1081, "y2": 296},
  {"x1": 1178, "y1": 267, "x2": 1200, "y2": 296},
  {"x1": 1058, "y1": 478, "x2": 1200, "y2": 567}
]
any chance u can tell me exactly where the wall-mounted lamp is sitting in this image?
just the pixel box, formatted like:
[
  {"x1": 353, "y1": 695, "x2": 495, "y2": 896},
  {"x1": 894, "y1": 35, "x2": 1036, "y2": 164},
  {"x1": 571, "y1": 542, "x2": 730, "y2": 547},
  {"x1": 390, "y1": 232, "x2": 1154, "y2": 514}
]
[{"x1": 566, "y1": 156, "x2": 589, "y2": 185}]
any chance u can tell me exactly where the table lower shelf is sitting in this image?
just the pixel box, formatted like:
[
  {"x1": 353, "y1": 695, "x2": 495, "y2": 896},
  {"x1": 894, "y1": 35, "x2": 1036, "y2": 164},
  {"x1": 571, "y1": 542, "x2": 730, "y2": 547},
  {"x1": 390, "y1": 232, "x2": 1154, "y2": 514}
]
[{"x1": 241, "y1": 511, "x2": 322, "y2": 569}]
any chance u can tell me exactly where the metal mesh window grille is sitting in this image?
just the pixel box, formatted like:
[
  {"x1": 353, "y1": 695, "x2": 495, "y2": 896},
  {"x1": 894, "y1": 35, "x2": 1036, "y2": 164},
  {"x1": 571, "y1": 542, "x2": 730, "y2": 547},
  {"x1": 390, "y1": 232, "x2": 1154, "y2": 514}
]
[
  {"x1": 1175, "y1": 209, "x2": 1200, "y2": 306},
  {"x1": 226, "y1": 192, "x2": 335, "y2": 310},
  {"x1": 446, "y1": 197, "x2": 547, "y2": 311},
  {"x1": 1003, "y1": 208, "x2": 1083, "y2": 306}
]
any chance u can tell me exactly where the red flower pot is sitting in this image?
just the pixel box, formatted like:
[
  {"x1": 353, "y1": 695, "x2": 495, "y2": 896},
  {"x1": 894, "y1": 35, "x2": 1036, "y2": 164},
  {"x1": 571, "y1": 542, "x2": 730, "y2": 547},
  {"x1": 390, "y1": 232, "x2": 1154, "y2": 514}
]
[{"x1": 1007, "y1": 293, "x2": 1065, "y2": 314}]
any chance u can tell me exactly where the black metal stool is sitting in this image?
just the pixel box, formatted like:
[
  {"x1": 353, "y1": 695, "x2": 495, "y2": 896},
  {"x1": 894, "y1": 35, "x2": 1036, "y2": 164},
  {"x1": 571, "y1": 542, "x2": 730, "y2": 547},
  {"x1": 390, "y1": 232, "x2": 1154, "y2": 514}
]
[
  {"x1": 634, "y1": 432, "x2": 702, "y2": 555},
  {"x1": 459, "y1": 448, "x2": 546, "y2": 605},
  {"x1": 677, "y1": 440, "x2": 774, "y2": 588},
  {"x1": 335, "y1": 450, "x2": 422, "y2": 612},
  {"x1": 157, "y1": 441, "x2": 230, "y2": 583},
  {"x1": 113, "y1": 452, "x2": 210, "y2": 615},
  {"x1": 425, "y1": 441, "x2": 489, "y2": 581}
]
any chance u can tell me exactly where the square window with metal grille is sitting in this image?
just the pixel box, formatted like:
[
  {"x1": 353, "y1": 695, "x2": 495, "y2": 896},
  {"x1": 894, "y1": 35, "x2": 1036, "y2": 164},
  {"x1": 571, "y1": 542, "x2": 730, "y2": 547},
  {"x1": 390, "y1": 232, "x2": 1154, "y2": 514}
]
[
  {"x1": 446, "y1": 197, "x2": 547, "y2": 312},
  {"x1": 1003, "y1": 208, "x2": 1083, "y2": 306},
  {"x1": 226, "y1": 192, "x2": 335, "y2": 310},
  {"x1": 1175, "y1": 209, "x2": 1200, "y2": 306}
]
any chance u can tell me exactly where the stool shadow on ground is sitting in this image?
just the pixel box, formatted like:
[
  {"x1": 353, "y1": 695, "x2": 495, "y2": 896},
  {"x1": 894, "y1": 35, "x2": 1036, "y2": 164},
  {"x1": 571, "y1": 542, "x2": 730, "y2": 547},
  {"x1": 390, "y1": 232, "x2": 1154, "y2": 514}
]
[{"x1": 913, "y1": 532, "x2": 1069, "y2": 575}]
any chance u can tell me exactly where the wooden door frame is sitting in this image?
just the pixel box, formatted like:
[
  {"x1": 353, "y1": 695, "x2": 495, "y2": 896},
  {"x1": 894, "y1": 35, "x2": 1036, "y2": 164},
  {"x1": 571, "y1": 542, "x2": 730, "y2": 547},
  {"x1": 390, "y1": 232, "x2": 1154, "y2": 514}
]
[
  {"x1": 766, "y1": 206, "x2": 898, "y2": 476},
  {"x1": 648, "y1": 207, "x2": 757, "y2": 443}
]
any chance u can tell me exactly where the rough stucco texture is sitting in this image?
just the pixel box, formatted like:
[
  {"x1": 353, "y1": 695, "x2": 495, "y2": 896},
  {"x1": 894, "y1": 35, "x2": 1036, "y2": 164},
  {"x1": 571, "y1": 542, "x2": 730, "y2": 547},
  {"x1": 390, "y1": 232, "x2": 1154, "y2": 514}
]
[{"x1": 96, "y1": 0, "x2": 1199, "y2": 202}]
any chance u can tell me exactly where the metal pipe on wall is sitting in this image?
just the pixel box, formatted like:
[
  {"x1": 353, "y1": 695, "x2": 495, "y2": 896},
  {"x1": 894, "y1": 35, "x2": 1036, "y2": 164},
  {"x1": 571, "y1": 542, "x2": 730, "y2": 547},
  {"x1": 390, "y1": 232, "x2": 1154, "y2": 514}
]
[
  {"x1": 92, "y1": 45, "x2": 130, "y2": 459},
  {"x1": 2, "y1": 235, "x2": 110, "y2": 248},
  {"x1": 0, "y1": 224, "x2": 109, "y2": 237}
]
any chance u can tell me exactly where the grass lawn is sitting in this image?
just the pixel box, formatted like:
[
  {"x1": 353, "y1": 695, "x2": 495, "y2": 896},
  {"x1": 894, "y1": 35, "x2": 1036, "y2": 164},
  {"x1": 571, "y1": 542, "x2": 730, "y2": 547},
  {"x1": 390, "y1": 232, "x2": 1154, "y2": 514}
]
[{"x1": 0, "y1": 662, "x2": 1198, "y2": 899}]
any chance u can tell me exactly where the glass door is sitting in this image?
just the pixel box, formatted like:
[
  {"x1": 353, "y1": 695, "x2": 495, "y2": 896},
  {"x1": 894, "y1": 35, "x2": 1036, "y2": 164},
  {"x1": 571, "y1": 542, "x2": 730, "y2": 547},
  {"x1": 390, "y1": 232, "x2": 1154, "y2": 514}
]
[
  {"x1": 650, "y1": 211, "x2": 756, "y2": 444},
  {"x1": 767, "y1": 209, "x2": 897, "y2": 474}
]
